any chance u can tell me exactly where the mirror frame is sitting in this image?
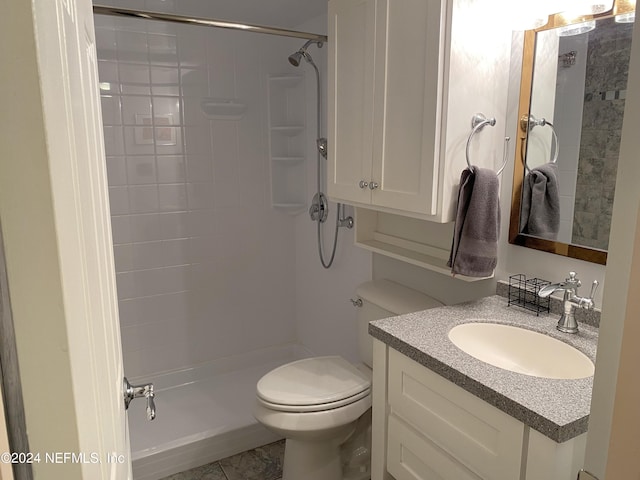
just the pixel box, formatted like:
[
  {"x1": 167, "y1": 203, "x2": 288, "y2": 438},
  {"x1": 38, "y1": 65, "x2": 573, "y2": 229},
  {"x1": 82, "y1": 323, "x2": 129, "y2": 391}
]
[{"x1": 508, "y1": 0, "x2": 636, "y2": 265}]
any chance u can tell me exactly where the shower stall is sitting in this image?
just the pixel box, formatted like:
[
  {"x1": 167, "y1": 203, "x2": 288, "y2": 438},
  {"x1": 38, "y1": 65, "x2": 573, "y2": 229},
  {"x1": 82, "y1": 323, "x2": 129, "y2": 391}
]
[{"x1": 94, "y1": 3, "x2": 371, "y2": 479}]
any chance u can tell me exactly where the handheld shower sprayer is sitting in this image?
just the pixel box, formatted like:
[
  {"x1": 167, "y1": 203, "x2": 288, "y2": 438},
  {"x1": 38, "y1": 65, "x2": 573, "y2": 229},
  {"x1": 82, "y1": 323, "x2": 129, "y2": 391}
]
[{"x1": 286, "y1": 39, "x2": 352, "y2": 268}]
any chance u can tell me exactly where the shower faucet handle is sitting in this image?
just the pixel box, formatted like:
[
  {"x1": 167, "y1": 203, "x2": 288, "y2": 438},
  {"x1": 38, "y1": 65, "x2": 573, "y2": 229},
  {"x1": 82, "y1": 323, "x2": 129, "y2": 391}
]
[{"x1": 123, "y1": 377, "x2": 156, "y2": 421}]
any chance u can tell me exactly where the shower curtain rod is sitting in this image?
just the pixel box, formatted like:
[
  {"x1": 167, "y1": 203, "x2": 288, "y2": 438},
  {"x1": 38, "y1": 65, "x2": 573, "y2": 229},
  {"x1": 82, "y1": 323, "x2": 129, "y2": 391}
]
[{"x1": 93, "y1": 5, "x2": 328, "y2": 43}]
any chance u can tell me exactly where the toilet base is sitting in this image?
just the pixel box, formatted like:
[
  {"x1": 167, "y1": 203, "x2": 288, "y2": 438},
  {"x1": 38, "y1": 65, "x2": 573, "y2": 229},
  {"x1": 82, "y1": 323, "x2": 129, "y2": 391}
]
[{"x1": 282, "y1": 437, "x2": 344, "y2": 480}]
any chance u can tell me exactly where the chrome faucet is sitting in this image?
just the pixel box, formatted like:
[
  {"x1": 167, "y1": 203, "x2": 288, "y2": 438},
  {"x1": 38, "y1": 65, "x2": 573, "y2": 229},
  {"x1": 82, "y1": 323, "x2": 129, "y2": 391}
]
[{"x1": 538, "y1": 271, "x2": 599, "y2": 334}]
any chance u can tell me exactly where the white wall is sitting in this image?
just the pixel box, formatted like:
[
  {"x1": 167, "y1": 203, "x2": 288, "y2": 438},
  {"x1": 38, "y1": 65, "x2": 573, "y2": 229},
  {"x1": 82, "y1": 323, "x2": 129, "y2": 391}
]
[
  {"x1": 96, "y1": 15, "x2": 305, "y2": 378},
  {"x1": 293, "y1": 15, "x2": 373, "y2": 363}
]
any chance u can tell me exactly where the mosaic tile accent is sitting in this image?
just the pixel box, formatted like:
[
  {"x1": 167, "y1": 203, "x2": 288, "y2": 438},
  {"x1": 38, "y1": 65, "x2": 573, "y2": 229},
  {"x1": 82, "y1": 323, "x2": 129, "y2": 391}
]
[{"x1": 159, "y1": 440, "x2": 284, "y2": 480}]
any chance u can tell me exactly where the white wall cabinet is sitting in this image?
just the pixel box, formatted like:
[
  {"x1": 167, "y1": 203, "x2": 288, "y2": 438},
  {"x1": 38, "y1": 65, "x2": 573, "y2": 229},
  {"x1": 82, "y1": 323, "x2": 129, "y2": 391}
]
[
  {"x1": 372, "y1": 340, "x2": 587, "y2": 480},
  {"x1": 328, "y1": 0, "x2": 512, "y2": 222}
]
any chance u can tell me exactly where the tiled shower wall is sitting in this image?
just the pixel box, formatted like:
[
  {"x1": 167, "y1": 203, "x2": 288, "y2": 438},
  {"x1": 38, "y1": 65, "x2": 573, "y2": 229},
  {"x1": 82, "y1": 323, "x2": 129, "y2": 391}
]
[{"x1": 95, "y1": 15, "x2": 304, "y2": 378}]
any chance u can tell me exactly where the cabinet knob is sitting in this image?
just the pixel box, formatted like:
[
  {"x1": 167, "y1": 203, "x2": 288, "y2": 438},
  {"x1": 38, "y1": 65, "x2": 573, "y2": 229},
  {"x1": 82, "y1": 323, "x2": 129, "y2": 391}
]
[
  {"x1": 369, "y1": 181, "x2": 379, "y2": 190},
  {"x1": 359, "y1": 180, "x2": 369, "y2": 189}
]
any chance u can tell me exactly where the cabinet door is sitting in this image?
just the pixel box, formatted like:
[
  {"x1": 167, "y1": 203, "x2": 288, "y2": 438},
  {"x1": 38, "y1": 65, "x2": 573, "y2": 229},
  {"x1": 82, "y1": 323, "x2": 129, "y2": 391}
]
[
  {"x1": 388, "y1": 349, "x2": 524, "y2": 480},
  {"x1": 327, "y1": 0, "x2": 376, "y2": 204},
  {"x1": 371, "y1": 0, "x2": 444, "y2": 215}
]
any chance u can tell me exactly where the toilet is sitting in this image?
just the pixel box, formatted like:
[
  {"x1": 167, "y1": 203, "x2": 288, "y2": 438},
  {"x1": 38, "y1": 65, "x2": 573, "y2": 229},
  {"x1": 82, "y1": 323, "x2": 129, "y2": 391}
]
[{"x1": 254, "y1": 279, "x2": 443, "y2": 480}]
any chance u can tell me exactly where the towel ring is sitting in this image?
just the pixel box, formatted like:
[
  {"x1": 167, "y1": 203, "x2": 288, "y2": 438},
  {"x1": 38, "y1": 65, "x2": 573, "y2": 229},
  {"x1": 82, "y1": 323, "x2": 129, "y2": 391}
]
[
  {"x1": 465, "y1": 113, "x2": 511, "y2": 176},
  {"x1": 520, "y1": 114, "x2": 559, "y2": 173}
]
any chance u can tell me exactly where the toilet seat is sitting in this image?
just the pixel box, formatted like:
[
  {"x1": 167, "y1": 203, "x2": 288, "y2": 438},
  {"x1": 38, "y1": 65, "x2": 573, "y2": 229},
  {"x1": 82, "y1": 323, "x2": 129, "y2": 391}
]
[
  {"x1": 256, "y1": 356, "x2": 371, "y2": 411},
  {"x1": 257, "y1": 387, "x2": 371, "y2": 412}
]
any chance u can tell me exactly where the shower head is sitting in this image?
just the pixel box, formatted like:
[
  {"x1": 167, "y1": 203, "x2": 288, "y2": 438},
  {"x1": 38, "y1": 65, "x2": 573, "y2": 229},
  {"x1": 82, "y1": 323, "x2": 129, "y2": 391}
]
[
  {"x1": 288, "y1": 39, "x2": 323, "y2": 67},
  {"x1": 288, "y1": 50, "x2": 305, "y2": 67}
]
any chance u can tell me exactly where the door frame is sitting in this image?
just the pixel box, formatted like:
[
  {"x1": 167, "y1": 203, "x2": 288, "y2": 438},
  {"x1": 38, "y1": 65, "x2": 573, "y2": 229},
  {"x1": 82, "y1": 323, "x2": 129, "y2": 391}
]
[{"x1": 0, "y1": 0, "x2": 130, "y2": 479}]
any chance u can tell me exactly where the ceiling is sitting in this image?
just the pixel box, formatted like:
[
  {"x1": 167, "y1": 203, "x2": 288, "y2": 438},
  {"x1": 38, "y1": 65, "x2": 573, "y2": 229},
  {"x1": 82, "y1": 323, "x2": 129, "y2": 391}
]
[{"x1": 96, "y1": 0, "x2": 328, "y2": 30}]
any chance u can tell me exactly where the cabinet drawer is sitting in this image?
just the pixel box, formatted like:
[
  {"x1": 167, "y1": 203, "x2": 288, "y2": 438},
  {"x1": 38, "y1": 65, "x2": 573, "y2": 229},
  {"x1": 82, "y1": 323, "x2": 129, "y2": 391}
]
[
  {"x1": 388, "y1": 414, "x2": 481, "y2": 480},
  {"x1": 388, "y1": 349, "x2": 523, "y2": 480}
]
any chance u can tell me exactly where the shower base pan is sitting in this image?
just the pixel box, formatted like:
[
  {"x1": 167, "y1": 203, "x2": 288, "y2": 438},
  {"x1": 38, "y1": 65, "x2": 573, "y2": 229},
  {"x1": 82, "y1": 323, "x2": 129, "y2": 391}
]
[{"x1": 129, "y1": 344, "x2": 308, "y2": 480}]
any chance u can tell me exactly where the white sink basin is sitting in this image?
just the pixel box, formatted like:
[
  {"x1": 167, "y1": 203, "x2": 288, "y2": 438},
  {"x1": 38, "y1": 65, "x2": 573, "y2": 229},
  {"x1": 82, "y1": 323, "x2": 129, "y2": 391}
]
[{"x1": 448, "y1": 323, "x2": 594, "y2": 379}]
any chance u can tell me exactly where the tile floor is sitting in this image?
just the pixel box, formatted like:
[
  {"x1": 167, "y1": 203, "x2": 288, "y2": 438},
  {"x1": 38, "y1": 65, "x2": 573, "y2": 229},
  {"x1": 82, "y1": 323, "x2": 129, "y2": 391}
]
[{"x1": 160, "y1": 440, "x2": 284, "y2": 480}]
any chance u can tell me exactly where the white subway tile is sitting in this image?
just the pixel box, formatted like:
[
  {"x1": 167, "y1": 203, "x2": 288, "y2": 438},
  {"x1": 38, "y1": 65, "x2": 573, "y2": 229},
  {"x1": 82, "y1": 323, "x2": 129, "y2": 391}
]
[
  {"x1": 96, "y1": 28, "x2": 117, "y2": 61},
  {"x1": 158, "y1": 211, "x2": 189, "y2": 239},
  {"x1": 152, "y1": 97, "x2": 181, "y2": 123},
  {"x1": 151, "y1": 66, "x2": 180, "y2": 96},
  {"x1": 148, "y1": 34, "x2": 178, "y2": 65},
  {"x1": 116, "y1": 271, "x2": 136, "y2": 300},
  {"x1": 132, "y1": 241, "x2": 165, "y2": 270},
  {"x1": 103, "y1": 126, "x2": 125, "y2": 156},
  {"x1": 98, "y1": 61, "x2": 120, "y2": 93},
  {"x1": 126, "y1": 156, "x2": 157, "y2": 185},
  {"x1": 155, "y1": 127, "x2": 184, "y2": 155},
  {"x1": 157, "y1": 155, "x2": 186, "y2": 183},
  {"x1": 123, "y1": 127, "x2": 155, "y2": 155},
  {"x1": 108, "y1": 186, "x2": 130, "y2": 215},
  {"x1": 111, "y1": 215, "x2": 132, "y2": 245},
  {"x1": 158, "y1": 184, "x2": 188, "y2": 212},
  {"x1": 119, "y1": 63, "x2": 151, "y2": 95},
  {"x1": 106, "y1": 156, "x2": 127, "y2": 186},
  {"x1": 162, "y1": 239, "x2": 190, "y2": 266},
  {"x1": 116, "y1": 31, "x2": 148, "y2": 63},
  {"x1": 121, "y1": 96, "x2": 152, "y2": 125},
  {"x1": 101, "y1": 95, "x2": 122, "y2": 126},
  {"x1": 154, "y1": 291, "x2": 189, "y2": 323},
  {"x1": 130, "y1": 213, "x2": 162, "y2": 242},
  {"x1": 113, "y1": 244, "x2": 134, "y2": 273},
  {"x1": 129, "y1": 185, "x2": 159, "y2": 214},
  {"x1": 118, "y1": 298, "x2": 143, "y2": 328}
]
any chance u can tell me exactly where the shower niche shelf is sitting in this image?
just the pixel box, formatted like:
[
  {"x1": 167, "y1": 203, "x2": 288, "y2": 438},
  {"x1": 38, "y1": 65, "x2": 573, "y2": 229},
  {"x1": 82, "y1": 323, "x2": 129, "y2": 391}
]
[{"x1": 268, "y1": 74, "x2": 306, "y2": 215}]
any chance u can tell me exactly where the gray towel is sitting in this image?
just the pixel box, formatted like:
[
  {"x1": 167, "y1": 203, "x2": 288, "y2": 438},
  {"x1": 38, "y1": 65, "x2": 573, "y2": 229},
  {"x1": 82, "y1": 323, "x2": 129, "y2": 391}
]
[
  {"x1": 519, "y1": 163, "x2": 560, "y2": 240},
  {"x1": 447, "y1": 167, "x2": 500, "y2": 277}
]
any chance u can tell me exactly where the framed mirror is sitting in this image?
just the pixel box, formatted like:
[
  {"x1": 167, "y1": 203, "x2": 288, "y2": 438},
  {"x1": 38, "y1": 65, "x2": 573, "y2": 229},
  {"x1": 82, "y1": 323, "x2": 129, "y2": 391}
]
[{"x1": 509, "y1": 1, "x2": 636, "y2": 265}]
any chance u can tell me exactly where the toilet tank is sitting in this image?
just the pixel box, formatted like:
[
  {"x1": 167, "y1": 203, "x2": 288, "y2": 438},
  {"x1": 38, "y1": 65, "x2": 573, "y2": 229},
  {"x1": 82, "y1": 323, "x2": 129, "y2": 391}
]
[{"x1": 356, "y1": 280, "x2": 444, "y2": 367}]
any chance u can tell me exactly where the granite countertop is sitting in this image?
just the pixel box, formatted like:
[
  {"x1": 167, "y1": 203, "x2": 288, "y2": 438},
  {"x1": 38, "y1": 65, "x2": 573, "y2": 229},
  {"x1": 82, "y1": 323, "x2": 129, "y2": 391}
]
[{"x1": 369, "y1": 295, "x2": 598, "y2": 443}]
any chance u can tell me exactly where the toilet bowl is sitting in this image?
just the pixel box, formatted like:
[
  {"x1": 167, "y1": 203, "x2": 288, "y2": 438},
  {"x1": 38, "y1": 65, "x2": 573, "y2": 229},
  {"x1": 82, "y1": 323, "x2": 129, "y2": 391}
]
[
  {"x1": 254, "y1": 356, "x2": 371, "y2": 480},
  {"x1": 254, "y1": 280, "x2": 444, "y2": 480}
]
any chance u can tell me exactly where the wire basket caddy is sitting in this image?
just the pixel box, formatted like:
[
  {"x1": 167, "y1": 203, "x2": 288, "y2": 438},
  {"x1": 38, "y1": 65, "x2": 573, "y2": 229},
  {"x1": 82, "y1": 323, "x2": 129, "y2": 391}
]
[{"x1": 508, "y1": 274, "x2": 551, "y2": 316}]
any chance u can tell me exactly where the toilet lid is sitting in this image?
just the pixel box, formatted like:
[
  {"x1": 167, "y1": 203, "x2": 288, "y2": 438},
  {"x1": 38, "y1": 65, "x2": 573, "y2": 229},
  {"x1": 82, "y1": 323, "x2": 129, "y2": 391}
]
[{"x1": 256, "y1": 356, "x2": 371, "y2": 406}]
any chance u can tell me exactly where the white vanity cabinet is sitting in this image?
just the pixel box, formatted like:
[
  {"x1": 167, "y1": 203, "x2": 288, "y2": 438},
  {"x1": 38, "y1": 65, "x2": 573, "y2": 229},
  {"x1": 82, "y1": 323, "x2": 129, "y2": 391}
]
[
  {"x1": 327, "y1": 0, "x2": 512, "y2": 222},
  {"x1": 372, "y1": 340, "x2": 588, "y2": 480}
]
